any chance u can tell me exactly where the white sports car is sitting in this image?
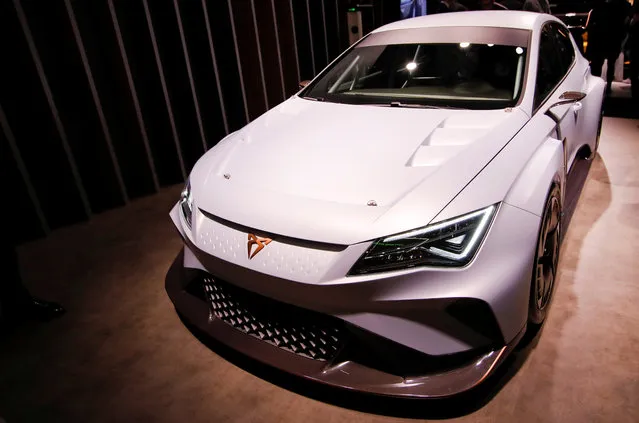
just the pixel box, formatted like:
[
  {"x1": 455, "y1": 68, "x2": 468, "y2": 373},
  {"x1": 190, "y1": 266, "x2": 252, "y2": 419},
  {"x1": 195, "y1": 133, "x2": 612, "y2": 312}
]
[{"x1": 166, "y1": 11, "x2": 604, "y2": 397}]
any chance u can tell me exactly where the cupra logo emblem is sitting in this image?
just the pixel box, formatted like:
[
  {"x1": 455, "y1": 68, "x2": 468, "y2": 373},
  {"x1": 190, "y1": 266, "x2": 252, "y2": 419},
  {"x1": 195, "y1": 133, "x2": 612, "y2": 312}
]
[{"x1": 247, "y1": 234, "x2": 272, "y2": 259}]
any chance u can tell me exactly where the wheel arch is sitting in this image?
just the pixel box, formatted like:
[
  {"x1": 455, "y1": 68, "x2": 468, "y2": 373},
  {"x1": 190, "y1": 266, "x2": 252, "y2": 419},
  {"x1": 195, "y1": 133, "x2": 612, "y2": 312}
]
[{"x1": 504, "y1": 136, "x2": 565, "y2": 217}]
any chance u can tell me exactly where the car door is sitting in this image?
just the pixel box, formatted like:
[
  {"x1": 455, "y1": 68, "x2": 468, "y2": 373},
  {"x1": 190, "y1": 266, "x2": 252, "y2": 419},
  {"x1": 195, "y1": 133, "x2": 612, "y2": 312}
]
[
  {"x1": 548, "y1": 22, "x2": 585, "y2": 172},
  {"x1": 534, "y1": 23, "x2": 581, "y2": 185}
]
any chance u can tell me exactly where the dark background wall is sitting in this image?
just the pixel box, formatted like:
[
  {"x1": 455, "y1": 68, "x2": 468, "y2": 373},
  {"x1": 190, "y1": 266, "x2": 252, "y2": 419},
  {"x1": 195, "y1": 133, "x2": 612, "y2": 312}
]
[{"x1": 1, "y1": 0, "x2": 399, "y2": 244}]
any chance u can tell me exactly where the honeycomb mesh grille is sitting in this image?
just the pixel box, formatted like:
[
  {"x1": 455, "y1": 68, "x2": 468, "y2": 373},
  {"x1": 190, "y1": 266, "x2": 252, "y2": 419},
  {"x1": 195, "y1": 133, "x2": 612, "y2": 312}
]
[{"x1": 202, "y1": 277, "x2": 344, "y2": 361}]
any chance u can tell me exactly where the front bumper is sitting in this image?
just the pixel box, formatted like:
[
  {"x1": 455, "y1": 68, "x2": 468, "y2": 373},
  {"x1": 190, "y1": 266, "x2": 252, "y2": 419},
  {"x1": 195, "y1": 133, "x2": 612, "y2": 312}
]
[
  {"x1": 166, "y1": 248, "x2": 524, "y2": 398},
  {"x1": 166, "y1": 201, "x2": 538, "y2": 397}
]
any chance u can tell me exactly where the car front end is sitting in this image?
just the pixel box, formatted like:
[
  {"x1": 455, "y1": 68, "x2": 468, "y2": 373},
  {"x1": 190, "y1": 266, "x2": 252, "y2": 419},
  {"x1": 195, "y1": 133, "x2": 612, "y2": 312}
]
[
  {"x1": 165, "y1": 15, "x2": 544, "y2": 398},
  {"x1": 166, "y1": 183, "x2": 540, "y2": 397}
]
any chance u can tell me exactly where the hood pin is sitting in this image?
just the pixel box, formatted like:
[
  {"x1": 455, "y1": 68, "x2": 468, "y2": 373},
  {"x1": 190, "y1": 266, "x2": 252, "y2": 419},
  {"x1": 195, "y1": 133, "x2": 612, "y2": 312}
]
[
  {"x1": 223, "y1": 173, "x2": 231, "y2": 180},
  {"x1": 367, "y1": 200, "x2": 377, "y2": 207}
]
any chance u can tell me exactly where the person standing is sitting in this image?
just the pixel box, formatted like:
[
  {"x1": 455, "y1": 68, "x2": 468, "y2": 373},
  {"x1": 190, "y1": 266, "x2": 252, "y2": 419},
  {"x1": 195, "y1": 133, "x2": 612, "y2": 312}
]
[
  {"x1": 586, "y1": 0, "x2": 632, "y2": 94},
  {"x1": 437, "y1": 0, "x2": 468, "y2": 13},
  {"x1": 478, "y1": 0, "x2": 504, "y2": 10},
  {"x1": 524, "y1": 0, "x2": 550, "y2": 13}
]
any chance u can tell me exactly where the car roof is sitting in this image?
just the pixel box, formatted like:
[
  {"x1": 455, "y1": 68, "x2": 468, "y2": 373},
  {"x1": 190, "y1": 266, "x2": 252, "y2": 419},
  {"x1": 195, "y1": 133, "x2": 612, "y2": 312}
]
[{"x1": 372, "y1": 11, "x2": 552, "y2": 33}]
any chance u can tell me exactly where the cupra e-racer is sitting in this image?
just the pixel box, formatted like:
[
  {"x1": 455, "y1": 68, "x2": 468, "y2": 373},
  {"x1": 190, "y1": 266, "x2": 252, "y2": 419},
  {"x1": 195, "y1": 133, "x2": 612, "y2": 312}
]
[{"x1": 166, "y1": 11, "x2": 605, "y2": 397}]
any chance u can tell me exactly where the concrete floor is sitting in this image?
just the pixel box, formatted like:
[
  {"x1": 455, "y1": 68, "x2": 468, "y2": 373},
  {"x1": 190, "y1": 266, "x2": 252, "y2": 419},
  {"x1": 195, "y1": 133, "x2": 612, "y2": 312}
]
[{"x1": 1, "y1": 115, "x2": 639, "y2": 422}]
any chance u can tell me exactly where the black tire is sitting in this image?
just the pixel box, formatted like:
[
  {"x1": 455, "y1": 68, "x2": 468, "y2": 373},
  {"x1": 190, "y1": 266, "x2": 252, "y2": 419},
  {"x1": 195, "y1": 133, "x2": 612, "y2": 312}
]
[{"x1": 528, "y1": 185, "x2": 561, "y2": 325}]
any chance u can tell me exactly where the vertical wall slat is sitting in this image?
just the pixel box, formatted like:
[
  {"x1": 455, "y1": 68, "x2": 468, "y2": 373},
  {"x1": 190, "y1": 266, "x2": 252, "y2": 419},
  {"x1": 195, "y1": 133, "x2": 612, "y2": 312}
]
[
  {"x1": 201, "y1": 0, "x2": 229, "y2": 135},
  {"x1": 64, "y1": 0, "x2": 129, "y2": 203},
  {"x1": 323, "y1": 0, "x2": 341, "y2": 61},
  {"x1": 69, "y1": 0, "x2": 157, "y2": 199},
  {"x1": 289, "y1": 0, "x2": 301, "y2": 83},
  {"x1": 141, "y1": 0, "x2": 186, "y2": 180},
  {"x1": 308, "y1": 1, "x2": 329, "y2": 71},
  {"x1": 291, "y1": 0, "x2": 314, "y2": 80},
  {"x1": 110, "y1": 0, "x2": 182, "y2": 186},
  {"x1": 0, "y1": 102, "x2": 49, "y2": 234},
  {"x1": 254, "y1": 0, "x2": 285, "y2": 108},
  {"x1": 108, "y1": 0, "x2": 159, "y2": 192},
  {"x1": 250, "y1": 0, "x2": 269, "y2": 110},
  {"x1": 335, "y1": 0, "x2": 341, "y2": 51},
  {"x1": 12, "y1": 0, "x2": 92, "y2": 218},
  {"x1": 321, "y1": 0, "x2": 330, "y2": 64},
  {"x1": 173, "y1": 0, "x2": 208, "y2": 152},
  {"x1": 229, "y1": 0, "x2": 268, "y2": 121},
  {"x1": 202, "y1": 0, "x2": 246, "y2": 132},
  {"x1": 227, "y1": 0, "x2": 250, "y2": 123},
  {"x1": 271, "y1": 0, "x2": 287, "y2": 101},
  {"x1": 306, "y1": 0, "x2": 317, "y2": 75},
  {"x1": 176, "y1": 0, "x2": 227, "y2": 148},
  {"x1": 273, "y1": 0, "x2": 301, "y2": 96}
]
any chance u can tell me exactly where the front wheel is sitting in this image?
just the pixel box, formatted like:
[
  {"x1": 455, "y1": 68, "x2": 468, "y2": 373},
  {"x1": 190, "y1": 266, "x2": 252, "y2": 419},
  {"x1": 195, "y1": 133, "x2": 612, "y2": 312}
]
[{"x1": 528, "y1": 185, "x2": 561, "y2": 325}]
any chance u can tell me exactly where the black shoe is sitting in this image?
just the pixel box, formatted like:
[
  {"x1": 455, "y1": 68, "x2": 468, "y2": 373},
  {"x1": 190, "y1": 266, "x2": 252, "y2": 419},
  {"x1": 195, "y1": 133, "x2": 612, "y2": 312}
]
[{"x1": 29, "y1": 298, "x2": 66, "y2": 321}]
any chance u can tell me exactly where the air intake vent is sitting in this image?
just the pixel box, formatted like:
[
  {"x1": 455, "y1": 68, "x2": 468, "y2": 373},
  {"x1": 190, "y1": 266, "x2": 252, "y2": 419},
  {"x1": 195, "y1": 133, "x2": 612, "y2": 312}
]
[{"x1": 201, "y1": 277, "x2": 344, "y2": 361}]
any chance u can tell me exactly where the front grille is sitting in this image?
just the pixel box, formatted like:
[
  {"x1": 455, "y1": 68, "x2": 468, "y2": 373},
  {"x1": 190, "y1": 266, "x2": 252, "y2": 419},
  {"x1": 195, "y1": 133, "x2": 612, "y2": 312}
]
[{"x1": 201, "y1": 276, "x2": 344, "y2": 361}]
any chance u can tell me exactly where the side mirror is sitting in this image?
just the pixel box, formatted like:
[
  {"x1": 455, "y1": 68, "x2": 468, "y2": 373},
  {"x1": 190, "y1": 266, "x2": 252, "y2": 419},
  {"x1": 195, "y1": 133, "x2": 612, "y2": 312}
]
[
  {"x1": 549, "y1": 91, "x2": 586, "y2": 109},
  {"x1": 545, "y1": 91, "x2": 587, "y2": 141},
  {"x1": 298, "y1": 80, "x2": 311, "y2": 89}
]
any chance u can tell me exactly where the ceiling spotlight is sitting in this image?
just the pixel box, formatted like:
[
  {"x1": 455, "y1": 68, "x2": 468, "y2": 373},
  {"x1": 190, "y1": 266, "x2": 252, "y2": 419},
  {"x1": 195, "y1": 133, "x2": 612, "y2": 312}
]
[
  {"x1": 460, "y1": 42, "x2": 470, "y2": 48},
  {"x1": 516, "y1": 47, "x2": 524, "y2": 55},
  {"x1": 406, "y1": 62, "x2": 417, "y2": 71},
  {"x1": 487, "y1": 44, "x2": 494, "y2": 47}
]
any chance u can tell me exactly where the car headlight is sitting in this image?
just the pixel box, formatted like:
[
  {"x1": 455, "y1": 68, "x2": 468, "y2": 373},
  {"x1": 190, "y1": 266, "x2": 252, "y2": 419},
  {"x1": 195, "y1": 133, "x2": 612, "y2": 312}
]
[
  {"x1": 180, "y1": 179, "x2": 193, "y2": 228},
  {"x1": 348, "y1": 204, "x2": 497, "y2": 275}
]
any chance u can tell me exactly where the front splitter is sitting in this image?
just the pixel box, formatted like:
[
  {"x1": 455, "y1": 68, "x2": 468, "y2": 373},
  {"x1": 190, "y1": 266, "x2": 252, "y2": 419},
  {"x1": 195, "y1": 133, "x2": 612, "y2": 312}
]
[{"x1": 166, "y1": 248, "x2": 523, "y2": 398}]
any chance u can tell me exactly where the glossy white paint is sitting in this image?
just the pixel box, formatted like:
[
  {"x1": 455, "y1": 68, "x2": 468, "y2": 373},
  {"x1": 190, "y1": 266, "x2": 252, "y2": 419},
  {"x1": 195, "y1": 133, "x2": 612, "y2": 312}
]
[
  {"x1": 172, "y1": 202, "x2": 539, "y2": 354},
  {"x1": 191, "y1": 99, "x2": 528, "y2": 244},
  {"x1": 173, "y1": 11, "x2": 605, "y2": 357}
]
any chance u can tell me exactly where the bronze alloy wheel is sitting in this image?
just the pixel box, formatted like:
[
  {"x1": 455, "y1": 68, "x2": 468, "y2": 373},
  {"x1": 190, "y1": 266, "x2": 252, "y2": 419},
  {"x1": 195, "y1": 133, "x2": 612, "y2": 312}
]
[{"x1": 529, "y1": 185, "x2": 561, "y2": 325}]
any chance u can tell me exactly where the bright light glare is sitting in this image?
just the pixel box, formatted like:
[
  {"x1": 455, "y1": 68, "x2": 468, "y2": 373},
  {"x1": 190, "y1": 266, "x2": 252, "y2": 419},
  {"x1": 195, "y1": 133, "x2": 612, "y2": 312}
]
[
  {"x1": 427, "y1": 205, "x2": 495, "y2": 261},
  {"x1": 565, "y1": 12, "x2": 576, "y2": 17},
  {"x1": 382, "y1": 205, "x2": 495, "y2": 261},
  {"x1": 459, "y1": 42, "x2": 470, "y2": 48},
  {"x1": 516, "y1": 47, "x2": 524, "y2": 55},
  {"x1": 445, "y1": 235, "x2": 466, "y2": 245},
  {"x1": 406, "y1": 62, "x2": 417, "y2": 71},
  {"x1": 383, "y1": 205, "x2": 494, "y2": 245},
  {"x1": 487, "y1": 44, "x2": 494, "y2": 47}
]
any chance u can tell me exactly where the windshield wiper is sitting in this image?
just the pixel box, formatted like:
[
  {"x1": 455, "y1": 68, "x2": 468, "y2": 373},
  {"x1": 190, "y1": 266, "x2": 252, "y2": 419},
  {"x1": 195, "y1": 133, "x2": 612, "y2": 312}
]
[
  {"x1": 389, "y1": 101, "x2": 437, "y2": 108},
  {"x1": 386, "y1": 102, "x2": 467, "y2": 109},
  {"x1": 301, "y1": 95, "x2": 325, "y2": 102}
]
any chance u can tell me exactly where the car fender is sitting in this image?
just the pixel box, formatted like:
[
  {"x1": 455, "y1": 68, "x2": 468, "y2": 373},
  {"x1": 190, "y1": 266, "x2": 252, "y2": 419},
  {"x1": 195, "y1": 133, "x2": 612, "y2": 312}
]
[
  {"x1": 432, "y1": 114, "x2": 559, "y2": 223},
  {"x1": 428, "y1": 125, "x2": 564, "y2": 343},
  {"x1": 504, "y1": 136, "x2": 565, "y2": 217}
]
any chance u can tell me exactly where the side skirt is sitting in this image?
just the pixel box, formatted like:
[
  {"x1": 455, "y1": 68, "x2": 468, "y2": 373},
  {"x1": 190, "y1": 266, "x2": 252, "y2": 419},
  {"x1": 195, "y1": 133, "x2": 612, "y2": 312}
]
[{"x1": 560, "y1": 154, "x2": 593, "y2": 239}]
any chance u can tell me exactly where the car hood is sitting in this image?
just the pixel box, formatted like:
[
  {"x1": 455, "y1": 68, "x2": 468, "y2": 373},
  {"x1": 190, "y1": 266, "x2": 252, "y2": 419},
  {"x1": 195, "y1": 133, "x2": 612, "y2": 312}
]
[{"x1": 191, "y1": 97, "x2": 528, "y2": 245}]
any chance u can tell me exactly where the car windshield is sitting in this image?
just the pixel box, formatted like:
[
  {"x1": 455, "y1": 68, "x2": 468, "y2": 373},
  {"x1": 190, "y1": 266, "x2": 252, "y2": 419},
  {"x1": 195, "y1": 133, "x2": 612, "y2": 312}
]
[{"x1": 302, "y1": 28, "x2": 530, "y2": 110}]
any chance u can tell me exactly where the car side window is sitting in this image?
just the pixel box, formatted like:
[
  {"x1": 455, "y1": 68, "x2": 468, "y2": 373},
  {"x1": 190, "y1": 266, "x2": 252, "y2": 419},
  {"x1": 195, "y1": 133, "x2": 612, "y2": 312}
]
[
  {"x1": 534, "y1": 26, "x2": 564, "y2": 110},
  {"x1": 550, "y1": 22, "x2": 575, "y2": 76}
]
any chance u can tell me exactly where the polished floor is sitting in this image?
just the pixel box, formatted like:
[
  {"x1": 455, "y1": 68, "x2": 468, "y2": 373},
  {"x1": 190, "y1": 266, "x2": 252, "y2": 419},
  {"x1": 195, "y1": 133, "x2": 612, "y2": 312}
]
[{"x1": 1, "y1": 114, "x2": 638, "y2": 422}]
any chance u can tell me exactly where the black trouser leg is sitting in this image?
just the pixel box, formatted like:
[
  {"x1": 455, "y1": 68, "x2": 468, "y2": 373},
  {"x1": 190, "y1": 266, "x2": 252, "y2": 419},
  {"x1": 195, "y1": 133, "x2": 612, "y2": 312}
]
[
  {"x1": 606, "y1": 51, "x2": 620, "y2": 91},
  {"x1": 0, "y1": 241, "x2": 32, "y2": 319},
  {"x1": 590, "y1": 54, "x2": 605, "y2": 77}
]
